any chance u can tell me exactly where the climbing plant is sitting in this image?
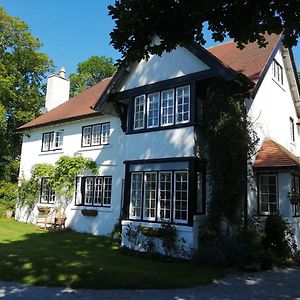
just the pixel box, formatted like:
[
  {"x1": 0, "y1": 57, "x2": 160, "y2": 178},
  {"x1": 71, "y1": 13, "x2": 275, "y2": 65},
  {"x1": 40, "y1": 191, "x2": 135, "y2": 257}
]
[{"x1": 203, "y1": 79, "x2": 258, "y2": 235}]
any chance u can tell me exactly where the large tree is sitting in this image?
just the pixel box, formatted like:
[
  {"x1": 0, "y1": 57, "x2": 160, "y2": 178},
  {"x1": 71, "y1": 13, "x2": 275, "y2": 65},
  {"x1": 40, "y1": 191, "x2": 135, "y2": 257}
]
[
  {"x1": 69, "y1": 56, "x2": 116, "y2": 96},
  {"x1": 108, "y1": 0, "x2": 300, "y2": 62},
  {"x1": 0, "y1": 7, "x2": 52, "y2": 182}
]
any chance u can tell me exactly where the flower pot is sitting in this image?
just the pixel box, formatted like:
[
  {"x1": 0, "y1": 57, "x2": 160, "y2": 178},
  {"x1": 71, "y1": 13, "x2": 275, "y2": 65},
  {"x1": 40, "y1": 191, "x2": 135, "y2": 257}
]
[{"x1": 81, "y1": 209, "x2": 98, "y2": 217}]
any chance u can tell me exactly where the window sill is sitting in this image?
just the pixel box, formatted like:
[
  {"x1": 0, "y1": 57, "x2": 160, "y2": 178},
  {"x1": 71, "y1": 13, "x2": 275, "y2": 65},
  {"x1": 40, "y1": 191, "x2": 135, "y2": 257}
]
[
  {"x1": 78, "y1": 145, "x2": 111, "y2": 152},
  {"x1": 39, "y1": 150, "x2": 64, "y2": 156}
]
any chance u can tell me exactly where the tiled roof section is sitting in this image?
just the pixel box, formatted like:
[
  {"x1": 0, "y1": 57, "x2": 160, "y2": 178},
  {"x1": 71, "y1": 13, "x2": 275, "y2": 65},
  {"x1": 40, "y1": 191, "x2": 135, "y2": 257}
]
[
  {"x1": 254, "y1": 139, "x2": 300, "y2": 169},
  {"x1": 18, "y1": 77, "x2": 112, "y2": 130},
  {"x1": 208, "y1": 34, "x2": 281, "y2": 82}
]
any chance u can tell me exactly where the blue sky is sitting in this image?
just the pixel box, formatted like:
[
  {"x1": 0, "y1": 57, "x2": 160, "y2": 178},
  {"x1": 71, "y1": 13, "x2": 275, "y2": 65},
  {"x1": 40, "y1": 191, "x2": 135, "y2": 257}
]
[{"x1": 0, "y1": 0, "x2": 299, "y2": 77}]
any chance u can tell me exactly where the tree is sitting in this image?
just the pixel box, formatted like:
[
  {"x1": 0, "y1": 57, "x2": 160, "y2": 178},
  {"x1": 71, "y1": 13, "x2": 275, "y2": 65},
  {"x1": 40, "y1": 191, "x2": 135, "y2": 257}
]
[
  {"x1": 69, "y1": 56, "x2": 116, "y2": 96},
  {"x1": 108, "y1": 0, "x2": 300, "y2": 62},
  {"x1": 0, "y1": 7, "x2": 52, "y2": 182}
]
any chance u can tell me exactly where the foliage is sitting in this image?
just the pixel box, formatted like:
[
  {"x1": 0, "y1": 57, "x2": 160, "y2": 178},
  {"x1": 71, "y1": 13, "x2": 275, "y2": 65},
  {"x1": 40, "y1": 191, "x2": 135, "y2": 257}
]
[
  {"x1": 263, "y1": 214, "x2": 297, "y2": 262},
  {"x1": 0, "y1": 181, "x2": 18, "y2": 215},
  {"x1": 287, "y1": 189, "x2": 300, "y2": 204},
  {"x1": 69, "y1": 56, "x2": 116, "y2": 96},
  {"x1": 159, "y1": 223, "x2": 177, "y2": 256},
  {"x1": 108, "y1": 0, "x2": 300, "y2": 62},
  {"x1": 204, "y1": 79, "x2": 258, "y2": 234},
  {"x1": 110, "y1": 219, "x2": 122, "y2": 244},
  {"x1": 0, "y1": 7, "x2": 52, "y2": 182}
]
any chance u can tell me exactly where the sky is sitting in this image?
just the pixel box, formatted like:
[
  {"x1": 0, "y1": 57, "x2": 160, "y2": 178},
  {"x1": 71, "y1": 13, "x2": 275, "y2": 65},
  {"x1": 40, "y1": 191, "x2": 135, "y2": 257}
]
[{"x1": 0, "y1": 0, "x2": 299, "y2": 77}]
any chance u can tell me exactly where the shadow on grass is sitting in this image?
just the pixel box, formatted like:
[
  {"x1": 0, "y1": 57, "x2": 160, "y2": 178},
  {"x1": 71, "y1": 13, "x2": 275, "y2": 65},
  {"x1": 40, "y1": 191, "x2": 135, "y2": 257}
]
[{"x1": 0, "y1": 228, "x2": 224, "y2": 290}]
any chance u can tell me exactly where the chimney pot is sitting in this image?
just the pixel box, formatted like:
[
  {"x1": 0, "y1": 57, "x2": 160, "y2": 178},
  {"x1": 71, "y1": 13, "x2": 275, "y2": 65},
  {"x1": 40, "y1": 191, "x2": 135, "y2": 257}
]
[{"x1": 59, "y1": 67, "x2": 66, "y2": 78}]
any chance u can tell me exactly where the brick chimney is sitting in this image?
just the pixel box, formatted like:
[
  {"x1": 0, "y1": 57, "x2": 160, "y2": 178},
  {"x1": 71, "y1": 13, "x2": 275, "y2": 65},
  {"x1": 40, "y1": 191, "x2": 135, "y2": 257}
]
[{"x1": 45, "y1": 67, "x2": 70, "y2": 111}]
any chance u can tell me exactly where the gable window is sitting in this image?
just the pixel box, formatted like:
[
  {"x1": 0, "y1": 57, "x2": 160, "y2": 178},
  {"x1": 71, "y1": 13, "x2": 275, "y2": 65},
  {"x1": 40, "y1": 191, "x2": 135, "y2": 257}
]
[
  {"x1": 129, "y1": 170, "x2": 189, "y2": 224},
  {"x1": 290, "y1": 117, "x2": 295, "y2": 142},
  {"x1": 132, "y1": 85, "x2": 190, "y2": 131},
  {"x1": 134, "y1": 95, "x2": 146, "y2": 130},
  {"x1": 40, "y1": 178, "x2": 55, "y2": 204},
  {"x1": 42, "y1": 130, "x2": 64, "y2": 152},
  {"x1": 272, "y1": 59, "x2": 283, "y2": 85},
  {"x1": 77, "y1": 176, "x2": 112, "y2": 207},
  {"x1": 82, "y1": 122, "x2": 110, "y2": 147},
  {"x1": 258, "y1": 174, "x2": 278, "y2": 215}
]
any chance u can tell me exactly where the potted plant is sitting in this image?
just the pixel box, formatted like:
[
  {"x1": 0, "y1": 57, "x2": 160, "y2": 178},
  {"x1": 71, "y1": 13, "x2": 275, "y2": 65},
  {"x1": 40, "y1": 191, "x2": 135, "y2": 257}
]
[
  {"x1": 287, "y1": 189, "x2": 300, "y2": 205},
  {"x1": 81, "y1": 209, "x2": 98, "y2": 217}
]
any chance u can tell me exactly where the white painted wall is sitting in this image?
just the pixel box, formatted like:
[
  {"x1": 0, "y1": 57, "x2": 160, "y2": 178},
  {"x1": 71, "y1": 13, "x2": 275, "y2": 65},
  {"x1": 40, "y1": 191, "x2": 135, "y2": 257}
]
[{"x1": 117, "y1": 47, "x2": 209, "y2": 91}]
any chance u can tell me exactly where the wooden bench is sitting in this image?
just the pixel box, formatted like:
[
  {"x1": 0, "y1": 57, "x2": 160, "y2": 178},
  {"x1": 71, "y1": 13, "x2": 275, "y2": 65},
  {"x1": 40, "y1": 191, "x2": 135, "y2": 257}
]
[{"x1": 36, "y1": 208, "x2": 66, "y2": 230}]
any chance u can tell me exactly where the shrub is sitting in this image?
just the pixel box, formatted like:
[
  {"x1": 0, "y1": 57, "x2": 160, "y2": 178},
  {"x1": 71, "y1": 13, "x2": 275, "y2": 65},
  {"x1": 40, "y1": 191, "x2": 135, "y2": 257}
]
[{"x1": 0, "y1": 181, "x2": 18, "y2": 215}]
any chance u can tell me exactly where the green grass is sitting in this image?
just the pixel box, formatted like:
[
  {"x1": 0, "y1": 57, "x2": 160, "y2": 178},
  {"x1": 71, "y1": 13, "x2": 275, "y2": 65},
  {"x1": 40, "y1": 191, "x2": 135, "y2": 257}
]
[{"x1": 0, "y1": 218, "x2": 225, "y2": 289}]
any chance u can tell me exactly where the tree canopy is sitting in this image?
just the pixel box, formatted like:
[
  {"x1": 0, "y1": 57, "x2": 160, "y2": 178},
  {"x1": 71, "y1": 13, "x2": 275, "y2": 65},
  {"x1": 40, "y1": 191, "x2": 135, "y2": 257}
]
[
  {"x1": 69, "y1": 56, "x2": 116, "y2": 96},
  {"x1": 0, "y1": 7, "x2": 52, "y2": 182},
  {"x1": 108, "y1": 0, "x2": 300, "y2": 62}
]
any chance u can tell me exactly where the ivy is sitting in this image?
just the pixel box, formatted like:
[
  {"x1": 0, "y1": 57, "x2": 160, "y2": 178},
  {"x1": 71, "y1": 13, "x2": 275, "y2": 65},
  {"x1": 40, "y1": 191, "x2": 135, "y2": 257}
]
[{"x1": 204, "y1": 79, "x2": 258, "y2": 235}]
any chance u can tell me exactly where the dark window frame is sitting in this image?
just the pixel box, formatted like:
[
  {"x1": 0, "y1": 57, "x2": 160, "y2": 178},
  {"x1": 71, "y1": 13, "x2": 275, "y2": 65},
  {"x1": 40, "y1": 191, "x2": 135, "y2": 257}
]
[
  {"x1": 272, "y1": 59, "x2": 283, "y2": 85},
  {"x1": 81, "y1": 122, "x2": 110, "y2": 147},
  {"x1": 76, "y1": 176, "x2": 112, "y2": 207},
  {"x1": 292, "y1": 175, "x2": 300, "y2": 217},
  {"x1": 41, "y1": 130, "x2": 64, "y2": 152},
  {"x1": 40, "y1": 178, "x2": 56, "y2": 204},
  {"x1": 290, "y1": 117, "x2": 295, "y2": 142}
]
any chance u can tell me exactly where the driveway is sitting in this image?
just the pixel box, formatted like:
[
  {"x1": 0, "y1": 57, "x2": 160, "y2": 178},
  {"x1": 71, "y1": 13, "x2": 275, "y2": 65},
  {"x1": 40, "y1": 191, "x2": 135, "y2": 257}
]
[{"x1": 0, "y1": 267, "x2": 300, "y2": 299}]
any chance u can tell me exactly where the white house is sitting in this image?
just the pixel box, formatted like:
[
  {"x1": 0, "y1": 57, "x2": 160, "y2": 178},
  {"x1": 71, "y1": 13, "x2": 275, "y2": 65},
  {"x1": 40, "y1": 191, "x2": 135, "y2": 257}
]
[{"x1": 16, "y1": 34, "x2": 300, "y2": 253}]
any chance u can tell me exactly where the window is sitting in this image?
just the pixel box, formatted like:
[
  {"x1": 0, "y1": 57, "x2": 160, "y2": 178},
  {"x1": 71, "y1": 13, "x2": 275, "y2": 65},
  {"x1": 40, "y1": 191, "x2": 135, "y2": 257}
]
[
  {"x1": 272, "y1": 60, "x2": 283, "y2": 85},
  {"x1": 42, "y1": 130, "x2": 64, "y2": 151},
  {"x1": 40, "y1": 178, "x2": 55, "y2": 204},
  {"x1": 134, "y1": 95, "x2": 146, "y2": 130},
  {"x1": 258, "y1": 174, "x2": 278, "y2": 214},
  {"x1": 176, "y1": 86, "x2": 190, "y2": 124},
  {"x1": 129, "y1": 170, "x2": 189, "y2": 223},
  {"x1": 82, "y1": 123, "x2": 110, "y2": 147},
  {"x1": 290, "y1": 117, "x2": 295, "y2": 142},
  {"x1": 292, "y1": 176, "x2": 300, "y2": 216},
  {"x1": 133, "y1": 85, "x2": 190, "y2": 131},
  {"x1": 77, "y1": 176, "x2": 112, "y2": 207}
]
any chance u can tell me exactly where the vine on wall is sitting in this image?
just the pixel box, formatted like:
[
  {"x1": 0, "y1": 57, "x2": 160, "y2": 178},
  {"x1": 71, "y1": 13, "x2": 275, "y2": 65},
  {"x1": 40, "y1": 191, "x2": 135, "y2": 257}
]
[{"x1": 203, "y1": 79, "x2": 257, "y2": 235}]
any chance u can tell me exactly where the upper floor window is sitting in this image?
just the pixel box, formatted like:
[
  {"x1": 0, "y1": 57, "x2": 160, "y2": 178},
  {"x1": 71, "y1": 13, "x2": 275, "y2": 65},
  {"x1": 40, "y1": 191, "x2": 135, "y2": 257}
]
[
  {"x1": 76, "y1": 176, "x2": 112, "y2": 207},
  {"x1": 272, "y1": 59, "x2": 283, "y2": 85},
  {"x1": 42, "y1": 130, "x2": 64, "y2": 152},
  {"x1": 82, "y1": 122, "x2": 110, "y2": 147},
  {"x1": 133, "y1": 85, "x2": 190, "y2": 131},
  {"x1": 258, "y1": 174, "x2": 278, "y2": 215},
  {"x1": 40, "y1": 178, "x2": 55, "y2": 204},
  {"x1": 290, "y1": 117, "x2": 295, "y2": 142}
]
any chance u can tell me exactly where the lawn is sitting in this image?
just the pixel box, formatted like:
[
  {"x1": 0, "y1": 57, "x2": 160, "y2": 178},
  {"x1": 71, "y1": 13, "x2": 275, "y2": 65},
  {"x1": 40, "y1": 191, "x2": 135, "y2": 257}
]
[{"x1": 0, "y1": 218, "x2": 224, "y2": 289}]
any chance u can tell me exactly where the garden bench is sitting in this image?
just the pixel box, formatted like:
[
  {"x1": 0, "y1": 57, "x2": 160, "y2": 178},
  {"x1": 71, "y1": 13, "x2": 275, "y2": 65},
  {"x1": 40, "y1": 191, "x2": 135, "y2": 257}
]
[{"x1": 36, "y1": 208, "x2": 66, "y2": 230}]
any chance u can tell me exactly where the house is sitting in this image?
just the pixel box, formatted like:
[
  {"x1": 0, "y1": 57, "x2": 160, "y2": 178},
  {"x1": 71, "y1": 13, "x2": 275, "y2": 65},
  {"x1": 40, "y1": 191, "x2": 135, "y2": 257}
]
[{"x1": 16, "y1": 34, "x2": 300, "y2": 254}]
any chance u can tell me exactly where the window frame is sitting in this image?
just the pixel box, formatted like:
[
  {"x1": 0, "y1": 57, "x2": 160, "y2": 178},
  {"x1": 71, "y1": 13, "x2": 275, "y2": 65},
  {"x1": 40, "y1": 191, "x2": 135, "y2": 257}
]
[
  {"x1": 258, "y1": 173, "x2": 278, "y2": 215},
  {"x1": 40, "y1": 178, "x2": 56, "y2": 204},
  {"x1": 76, "y1": 176, "x2": 112, "y2": 207},
  {"x1": 272, "y1": 59, "x2": 283, "y2": 85},
  {"x1": 133, "y1": 95, "x2": 146, "y2": 130},
  {"x1": 290, "y1": 117, "x2": 295, "y2": 142},
  {"x1": 292, "y1": 175, "x2": 300, "y2": 217},
  {"x1": 175, "y1": 85, "x2": 190, "y2": 124},
  {"x1": 160, "y1": 89, "x2": 175, "y2": 127},
  {"x1": 81, "y1": 122, "x2": 110, "y2": 148},
  {"x1": 41, "y1": 130, "x2": 64, "y2": 152}
]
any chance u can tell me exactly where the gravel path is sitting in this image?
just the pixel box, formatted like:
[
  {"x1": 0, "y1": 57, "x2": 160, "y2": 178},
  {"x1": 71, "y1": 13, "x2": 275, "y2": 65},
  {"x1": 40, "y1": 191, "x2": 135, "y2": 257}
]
[{"x1": 1, "y1": 267, "x2": 300, "y2": 299}]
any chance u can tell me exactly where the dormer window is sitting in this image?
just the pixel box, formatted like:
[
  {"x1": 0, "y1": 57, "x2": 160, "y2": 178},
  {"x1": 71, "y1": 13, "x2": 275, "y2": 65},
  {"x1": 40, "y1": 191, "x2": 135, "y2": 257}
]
[
  {"x1": 272, "y1": 59, "x2": 283, "y2": 85},
  {"x1": 132, "y1": 85, "x2": 190, "y2": 131},
  {"x1": 42, "y1": 130, "x2": 64, "y2": 152}
]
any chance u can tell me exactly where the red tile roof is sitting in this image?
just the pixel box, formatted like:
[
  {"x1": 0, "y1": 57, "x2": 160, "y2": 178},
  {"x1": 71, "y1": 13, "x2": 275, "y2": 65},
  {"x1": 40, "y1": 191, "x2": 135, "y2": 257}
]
[
  {"x1": 254, "y1": 139, "x2": 300, "y2": 169},
  {"x1": 208, "y1": 34, "x2": 280, "y2": 82},
  {"x1": 18, "y1": 77, "x2": 112, "y2": 130}
]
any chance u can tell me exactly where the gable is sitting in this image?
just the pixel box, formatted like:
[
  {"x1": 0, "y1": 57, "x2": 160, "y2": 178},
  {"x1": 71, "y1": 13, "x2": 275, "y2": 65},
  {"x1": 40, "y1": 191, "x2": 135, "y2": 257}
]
[{"x1": 116, "y1": 47, "x2": 210, "y2": 92}]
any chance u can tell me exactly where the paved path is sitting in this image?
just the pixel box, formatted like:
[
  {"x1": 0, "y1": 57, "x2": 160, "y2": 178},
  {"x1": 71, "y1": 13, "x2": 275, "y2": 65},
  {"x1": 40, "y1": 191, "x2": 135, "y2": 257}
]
[{"x1": 1, "y1": 267, "x2": 300, "y2": 299}]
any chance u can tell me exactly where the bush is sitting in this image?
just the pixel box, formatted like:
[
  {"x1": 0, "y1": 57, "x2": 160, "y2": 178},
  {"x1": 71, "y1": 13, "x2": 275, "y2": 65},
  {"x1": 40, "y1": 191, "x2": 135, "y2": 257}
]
[
  {"x1": 263, "y1": 214, "x2": 297, "y2": 262},
  {"x1": 0, "y1": 181, "x2": 18, "y2": 215}
]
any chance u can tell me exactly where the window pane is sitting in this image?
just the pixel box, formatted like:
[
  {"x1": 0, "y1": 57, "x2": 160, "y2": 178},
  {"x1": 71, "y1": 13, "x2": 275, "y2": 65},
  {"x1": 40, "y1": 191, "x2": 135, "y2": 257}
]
[
  {"x1": 147, "y1": 93, "x2": 160, "y2": 128},
  {"x1": 174, "y1": 171, "x2": 188, "y2": 222},
  {"x1": 103, "y1": 177, "x2": 112, "y2": 206},
  {"x1": 130, "y1": 173, "x2": 143, "y2": 218},
  {"x1": 161, "y1": 89, "x2": 174, "y2": 126},
  {"x1": 176, "y1": 86, "x2": 190, "y2": 123},
  {"x1": 83, "y1": 127, "x2": 92, "y2": 146},
  {"x1": 101, "y1": 123, "x2": 110, "y2": 145},
  {"x1": 159, "y1": 172, "x2": 172, "y2": 221},
  {"x1": 85, "y1": 178, "x2": 94, "y2": 205},
  {"x1": 42, "y1": 133, "x2": 50, "y2": 151},
  {"x1": 49, "y1": 132, "x2": 55, "y2": 150},
  {"x1": 134, "y1": 95, "x2": 145, "y2": 130},
  {"x1": 92, "y1": 125, "x2": 101, "y2": 145},
  {"x1": 144, "y1": 172, "x2": 157, "y2": 220},
  {"x1": 94, "y1": 177, "x2": 103, "y2": 205}
]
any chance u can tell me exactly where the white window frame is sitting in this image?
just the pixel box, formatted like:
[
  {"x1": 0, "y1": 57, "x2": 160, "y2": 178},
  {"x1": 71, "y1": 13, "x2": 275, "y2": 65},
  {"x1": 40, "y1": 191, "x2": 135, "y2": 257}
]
[
  {"x1": 129, "y1": 172, "x2": 143, "y2": 219},
  {"x1": 42, "y1": 130, "x2": 64, "y2": 152},
  {"x1": 161, "y1": 89, "x2": 175, "y2": 127},
  {"x1": 101, "y1": 123, "x2": 110, "y2": 145},
  {"x1": 175, "y1": 85, "x2": 190, "y2": 124},
  {"x1": 91, "y1": 124, "x2": 101, "y2": 146},
  {"x1": 158, "y1": 171, "x2": 172, "y2": 221},
  {"x1": 134, "y1": 95, "x2": 146, "y2": 130},
  {"x1": 146, "y1": 92, "x2": 160, "y2": 128},
  {"x1": 258, "y1": 174, "x2": 278, "y2": 215},
  {"x1": 82, "y1": 123, "x2": 110, "y2": 147},
  {"x1": 40, "y1": 178, "x2": 55, "y2": 204},
  {"x1": 143, "y1": 172, "x2": 157, "y2": 221}
]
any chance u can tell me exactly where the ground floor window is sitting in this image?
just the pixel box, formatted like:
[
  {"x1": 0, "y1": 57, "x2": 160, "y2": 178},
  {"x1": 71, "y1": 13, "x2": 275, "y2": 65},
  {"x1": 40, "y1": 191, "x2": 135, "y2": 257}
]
[
  {"x1": 258, "y1": 174, "x2": 278, "y2": 215},
  {"x1": 292, "y1": 175, "x2": 300, "y2": 216},
  {"x1": 76, "y1": 176, "x2": 112, "y2": 207},
  {"x1": 40, "y1": 178, "x2": 55, "y2": 204},
  {"x1": 129, "y1": 170, "x2": 189, "y2": 224}
]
